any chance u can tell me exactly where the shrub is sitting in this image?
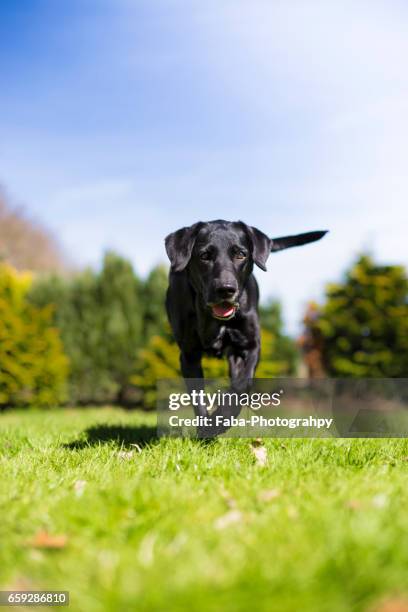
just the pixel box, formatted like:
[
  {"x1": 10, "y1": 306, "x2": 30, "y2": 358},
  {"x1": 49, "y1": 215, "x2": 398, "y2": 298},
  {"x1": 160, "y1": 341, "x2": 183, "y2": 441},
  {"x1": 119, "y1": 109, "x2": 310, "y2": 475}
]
[
  {"x1": 0, "y1": 263, "x2": 68, "y2": 407},
  {"x1": 301, "y1": 255, "x2": 408, "y2": 377},
  {"x1": 259, "y1": 300, "x2": 299, "y2": 375},
  {"x1": 132, "y1": 331, "x2": 228, "y2": 409}
]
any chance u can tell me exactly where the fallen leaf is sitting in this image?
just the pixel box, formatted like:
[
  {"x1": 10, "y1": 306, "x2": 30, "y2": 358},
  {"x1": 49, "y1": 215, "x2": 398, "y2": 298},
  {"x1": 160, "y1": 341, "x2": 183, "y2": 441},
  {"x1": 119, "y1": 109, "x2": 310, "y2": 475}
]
[
  {"x1": 138, "y1": 533, "x2": 156, "y2": 567},
  {"x1": 117, "y1": 451, "x2": 134, "y2": 460},
  {"x1": 372, "y1": 597, "x2": 408, "y2": 612},
  {"x1": 167, "y1": 533, "x2": 187, "y2": 555},
  {"x1": 28, "y1": 531, "x2": 68, "y2": 549},
  {"x1": 74, "y1": 479, "x2": 87, "y2": 497},
  {"x1": 130, "y1": 443, "x2": 143, "y2": 453},
  {"x1": 4, "y1": 577, "x2": 34, "y2": 591},
  {"x1": 372, "y1": 493, "x2": 388, "y2": 508},
  {"x1": 219, "y1": 487, "x2": 237, "y2": 509},
  {"x1": 259, "y1": 488, "x2": 281, "y2": 502},
  {"x1": 346, "y1": 499, "x2": 362, "y2": 510},
  {"x1": 214, "y1": 510, "x2": 243, "y2": 530},
  {"x1": 287, "y1": 505, "x2": 299, "y2": 519},
  {"x1": 29, "y1": 550, "x2": 44, "y2": 562},
  {"x1": 251, "y1": 441, "x2": 268, "y2": 466}
]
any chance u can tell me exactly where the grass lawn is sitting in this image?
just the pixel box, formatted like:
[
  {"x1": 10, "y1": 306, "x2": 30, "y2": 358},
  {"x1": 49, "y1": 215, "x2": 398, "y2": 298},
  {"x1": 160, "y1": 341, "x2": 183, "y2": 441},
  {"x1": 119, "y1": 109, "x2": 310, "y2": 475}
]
[{"x1": 1, "y1": 408, "x2": 408, "y2": 611}]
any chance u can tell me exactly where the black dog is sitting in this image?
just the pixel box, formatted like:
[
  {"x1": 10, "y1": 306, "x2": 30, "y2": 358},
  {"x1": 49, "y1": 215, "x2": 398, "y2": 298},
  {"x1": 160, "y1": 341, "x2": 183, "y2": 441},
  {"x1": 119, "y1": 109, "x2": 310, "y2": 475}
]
[{"x1": 165, "y1": 220, "x2": 326, "y2": 417}]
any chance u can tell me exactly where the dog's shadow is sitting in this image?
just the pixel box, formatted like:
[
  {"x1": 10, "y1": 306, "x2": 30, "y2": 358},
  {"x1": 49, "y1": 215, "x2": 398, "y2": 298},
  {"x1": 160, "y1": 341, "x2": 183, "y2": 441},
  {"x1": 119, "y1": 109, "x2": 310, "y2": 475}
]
[{"x1": 64, "y1": 423, "x2": 158, "y2": 450}]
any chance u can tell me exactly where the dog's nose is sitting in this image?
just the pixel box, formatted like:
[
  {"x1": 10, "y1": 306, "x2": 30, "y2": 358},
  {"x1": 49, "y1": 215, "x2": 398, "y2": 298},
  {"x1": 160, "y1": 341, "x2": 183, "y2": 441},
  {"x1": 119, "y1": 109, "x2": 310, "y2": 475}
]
[{"x1": 216, "y1": 283, "x2": 237, "y2": 300}]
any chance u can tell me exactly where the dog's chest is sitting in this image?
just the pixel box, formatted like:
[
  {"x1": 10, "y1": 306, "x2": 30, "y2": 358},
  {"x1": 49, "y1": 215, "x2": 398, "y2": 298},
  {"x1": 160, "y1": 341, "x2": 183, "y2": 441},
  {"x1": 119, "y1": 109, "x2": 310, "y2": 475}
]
[{"x1": 206, "y1": 325, "x2": 248, "y2": 358}]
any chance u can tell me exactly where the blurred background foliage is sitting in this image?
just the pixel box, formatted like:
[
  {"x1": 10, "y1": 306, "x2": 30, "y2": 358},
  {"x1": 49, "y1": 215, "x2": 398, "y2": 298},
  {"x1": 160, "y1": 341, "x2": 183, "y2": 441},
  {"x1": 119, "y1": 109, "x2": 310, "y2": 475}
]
[
  {"x1": 1, "y1": 245, "x2": 298, "y2": 408},
  {"x1": 0, "y1": 195, "x2": 407, "y2": 408},
  {"x1": 29, "y1": 253, "x2": 168, "y2": 405},
  {"x1": 0, "y1": 263, "x2": 68, "y2": 408},
  {"x1": 301, "y1": 255, "x2": 408, "y2": 378}
]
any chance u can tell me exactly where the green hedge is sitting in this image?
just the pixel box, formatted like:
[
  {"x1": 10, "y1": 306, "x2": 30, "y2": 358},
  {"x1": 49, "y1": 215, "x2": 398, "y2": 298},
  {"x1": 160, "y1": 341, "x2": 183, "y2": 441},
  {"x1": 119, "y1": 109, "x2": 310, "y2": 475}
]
[{"x1": 29, "y1": 254, "x2": 169, "y2": 405}]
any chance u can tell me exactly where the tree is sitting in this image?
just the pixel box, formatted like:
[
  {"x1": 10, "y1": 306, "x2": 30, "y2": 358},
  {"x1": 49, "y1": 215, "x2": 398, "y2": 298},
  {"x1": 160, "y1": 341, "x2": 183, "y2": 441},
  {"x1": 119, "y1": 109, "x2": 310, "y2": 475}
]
[
  {"x1": 29, "y1": 252, "x2": 144, "y2": 404},
  {"x1": 98, "y1": 252, "x2": 143, "y2": 402},
  {"x1": 301, "y1": 255, "x2": 408, "y2": 377},
  {"x1": 0, "y1": 188, "x2": 65, "y2": 272},
  {"x1": 299, "y1": 302, "x2": 325, "y2": 378},
  {"x1": 140, "y1": 265, "x2": 169, "y2": 342}
]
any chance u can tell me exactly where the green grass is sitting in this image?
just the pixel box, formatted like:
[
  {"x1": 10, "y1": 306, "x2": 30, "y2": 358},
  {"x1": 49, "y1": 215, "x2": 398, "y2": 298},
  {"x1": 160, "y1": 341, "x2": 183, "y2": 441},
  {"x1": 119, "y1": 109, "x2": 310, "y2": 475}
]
[{"x1": 1, "y1": 409, "x2": 408, "y2": 611}]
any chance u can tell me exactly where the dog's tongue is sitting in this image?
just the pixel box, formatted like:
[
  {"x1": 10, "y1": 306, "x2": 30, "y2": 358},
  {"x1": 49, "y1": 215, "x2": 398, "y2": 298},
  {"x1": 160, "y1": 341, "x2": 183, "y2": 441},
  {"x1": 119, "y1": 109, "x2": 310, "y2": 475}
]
[{"x1": 212, "y1": 303, "x2": 235, "y2": 318}]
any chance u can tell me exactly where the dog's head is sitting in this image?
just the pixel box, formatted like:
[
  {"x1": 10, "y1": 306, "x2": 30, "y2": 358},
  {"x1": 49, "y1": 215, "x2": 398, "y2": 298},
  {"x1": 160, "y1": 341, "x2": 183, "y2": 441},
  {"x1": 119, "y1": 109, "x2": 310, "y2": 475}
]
[{"x1": 165, "y1": 220, "x2": 327, "y2": 321}]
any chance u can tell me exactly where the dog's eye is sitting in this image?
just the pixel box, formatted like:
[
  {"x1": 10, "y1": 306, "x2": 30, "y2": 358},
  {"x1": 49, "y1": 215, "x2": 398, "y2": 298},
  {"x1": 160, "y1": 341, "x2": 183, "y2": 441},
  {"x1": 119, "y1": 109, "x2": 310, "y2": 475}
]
[
  {"x1": 199, "y1": 251, "x2": 211, "y2": 261},
  {"x1": 234, "y1": 250, "x2": 246, "y2": 260}
]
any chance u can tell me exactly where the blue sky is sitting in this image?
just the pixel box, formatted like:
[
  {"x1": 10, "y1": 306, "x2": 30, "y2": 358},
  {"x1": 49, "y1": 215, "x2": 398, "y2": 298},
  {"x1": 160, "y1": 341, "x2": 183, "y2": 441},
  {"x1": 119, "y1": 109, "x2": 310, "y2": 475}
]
[{"x1": 1, "y1": 0, "x2": 407, "y2": 333}]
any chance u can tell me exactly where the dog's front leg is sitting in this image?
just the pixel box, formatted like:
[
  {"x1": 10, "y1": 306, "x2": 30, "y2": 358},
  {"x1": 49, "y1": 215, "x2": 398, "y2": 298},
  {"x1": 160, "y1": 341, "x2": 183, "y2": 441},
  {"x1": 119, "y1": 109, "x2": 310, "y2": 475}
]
[
  {"x1": 180, "y1": 350, "x2": 207, "y2": 418},
  {"x1": 180, "y1": 350, "x2": 203, "y2": 379},
  {"x1": 197, "y1": 348, "x2": 261, "y2": 438},
  {"x1": 228, "y1": 346, "x2": 260, "y2": 394}
]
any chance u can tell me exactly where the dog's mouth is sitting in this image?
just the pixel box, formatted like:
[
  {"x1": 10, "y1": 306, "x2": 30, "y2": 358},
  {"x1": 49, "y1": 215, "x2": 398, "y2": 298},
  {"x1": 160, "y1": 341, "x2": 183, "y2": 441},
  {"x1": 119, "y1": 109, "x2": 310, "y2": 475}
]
[{"x1": 210, "y1": 301, "x2": 238, "y2": 320}]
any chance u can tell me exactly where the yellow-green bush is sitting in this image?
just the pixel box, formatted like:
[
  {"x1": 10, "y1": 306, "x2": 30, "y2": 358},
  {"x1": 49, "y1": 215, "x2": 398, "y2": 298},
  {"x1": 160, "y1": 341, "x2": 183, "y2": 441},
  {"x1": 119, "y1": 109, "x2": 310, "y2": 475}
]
[
  {"x1": 0, "y1": 263, "x2": 68, "y2": 407},
  {"x1": 132, "y1": 332, "x2": 228, "y2": 409},
  {"x1": 302, "y1": 255, "x2": 408, "y2": 377}
]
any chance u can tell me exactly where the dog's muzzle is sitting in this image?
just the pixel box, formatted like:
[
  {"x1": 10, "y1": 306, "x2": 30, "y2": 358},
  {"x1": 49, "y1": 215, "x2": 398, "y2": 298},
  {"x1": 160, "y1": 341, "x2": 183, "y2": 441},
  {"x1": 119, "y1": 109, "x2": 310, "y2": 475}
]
[{"x1": 209, "y1": 301, "x2": 239, "y2": 320}]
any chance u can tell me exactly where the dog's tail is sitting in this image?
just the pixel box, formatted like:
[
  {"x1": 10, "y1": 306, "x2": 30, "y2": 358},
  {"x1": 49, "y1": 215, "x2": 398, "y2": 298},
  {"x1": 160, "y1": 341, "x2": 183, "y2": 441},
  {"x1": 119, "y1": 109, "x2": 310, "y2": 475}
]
[{"x1": 270, "y1": 230, "x2": 328, "y2": 253}]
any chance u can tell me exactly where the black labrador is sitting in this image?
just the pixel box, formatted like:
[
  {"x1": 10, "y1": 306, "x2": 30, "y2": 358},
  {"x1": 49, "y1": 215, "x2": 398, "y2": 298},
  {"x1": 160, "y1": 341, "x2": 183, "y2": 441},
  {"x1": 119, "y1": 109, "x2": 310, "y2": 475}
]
[{"x1": 165, "y1": 220, "x2": 326, "y2": 419}]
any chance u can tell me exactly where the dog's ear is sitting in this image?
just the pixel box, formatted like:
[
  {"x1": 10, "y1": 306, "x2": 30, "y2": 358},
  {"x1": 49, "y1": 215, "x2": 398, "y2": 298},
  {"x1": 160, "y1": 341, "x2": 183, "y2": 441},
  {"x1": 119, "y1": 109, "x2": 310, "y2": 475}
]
[
  {"x1": 239, "y1": 223, "x2": 272, "y2": 271},
  {"x1": 270, "y1": 230, "x2": 328, "y2": 252},
  {"x1": 165, "y1": 223, "x2": 202, "y2": 272}
]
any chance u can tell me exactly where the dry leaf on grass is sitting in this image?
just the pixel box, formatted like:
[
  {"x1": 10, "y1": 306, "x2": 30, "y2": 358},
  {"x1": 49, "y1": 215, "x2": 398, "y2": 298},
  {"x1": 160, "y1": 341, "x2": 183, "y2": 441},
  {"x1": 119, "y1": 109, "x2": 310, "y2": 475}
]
[
  {"x1": 372, "y1": 493, "x2": 388, "y2": 508},
  {"x1": 372, "y1": 597, "x2": 408, "y2": 612},
  {"x1": 4, "y1": 577, "x2": 34, "y2": 591},
  {"x1": 287, "y1": 505, "x2": 299, "y2": 519},
  {"x1": 74, "y1": 480, "x2": 87, "y2": 497},
  {"x1": 251, "y1": 440, "x2": 268, "y2": 466},
  {"x1": 130, "y1": 443, "x2": 143, "y2": 453},
  {"x1": 259, "y1": 488, "x2": 281, "y2": 502},
  {"x1": 29, "y1": 550, "x2": 44, "y2": 562},
  {"x1": 138, "y1": 533, "x2": 156, "y2": 567},
  {"x1": 27, "y1": 531, "x2": 68, "y2": 549},
  {"x1": 117, "y1": 450, "x2": 134, "y2": 460},
  {"x1": 214, "y1": 510, "x2": 243, "y2": 530},
  {"x1": 219, "y1": 487, "x2": 237, "y2": 509},
  {"x1": 346, "y1": 499, "x2": 362, "y2": 510}
]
